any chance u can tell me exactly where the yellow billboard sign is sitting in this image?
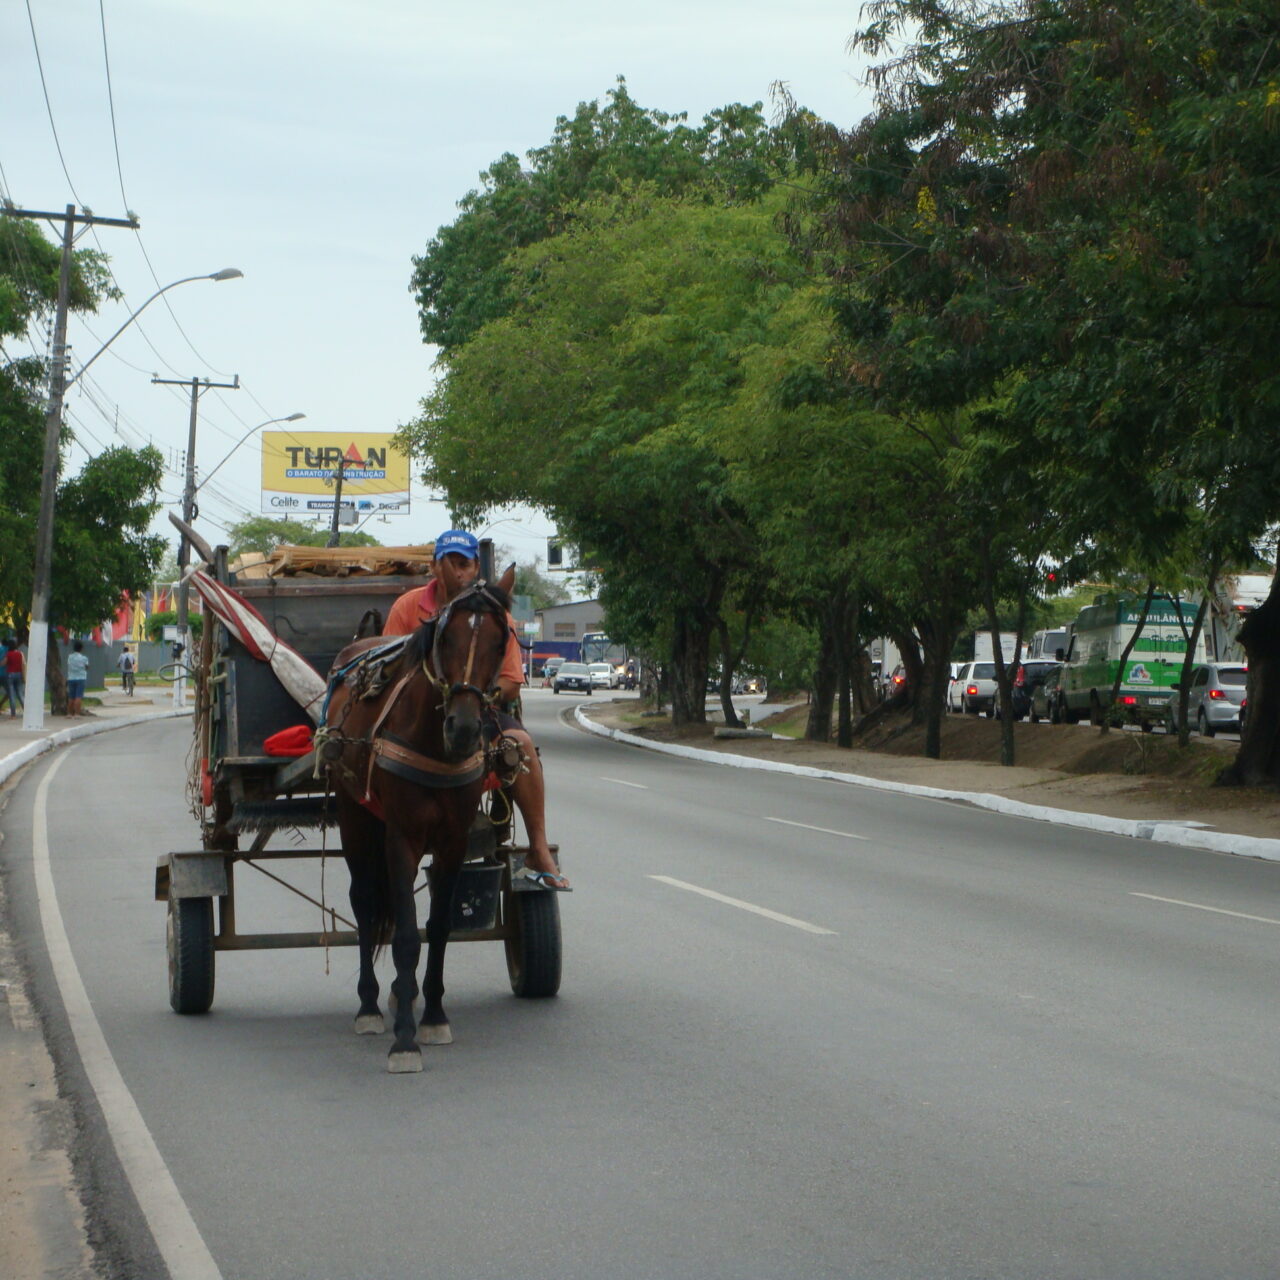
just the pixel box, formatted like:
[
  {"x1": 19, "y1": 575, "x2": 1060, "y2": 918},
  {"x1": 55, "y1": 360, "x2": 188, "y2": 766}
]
[{"x1": 260, "y1": 432, "x2": 411, "y2": 518}]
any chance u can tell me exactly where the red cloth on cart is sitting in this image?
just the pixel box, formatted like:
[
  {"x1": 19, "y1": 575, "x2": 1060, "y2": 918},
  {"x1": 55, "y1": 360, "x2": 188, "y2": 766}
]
[{"x1": 263, "y1": 724, "x2": 315, "y2": 757}]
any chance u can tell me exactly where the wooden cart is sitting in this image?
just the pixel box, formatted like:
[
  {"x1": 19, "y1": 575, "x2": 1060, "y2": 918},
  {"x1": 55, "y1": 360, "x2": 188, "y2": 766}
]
[{"x1": 154, "y1": 548, "x2": 562, "y2": 1014}]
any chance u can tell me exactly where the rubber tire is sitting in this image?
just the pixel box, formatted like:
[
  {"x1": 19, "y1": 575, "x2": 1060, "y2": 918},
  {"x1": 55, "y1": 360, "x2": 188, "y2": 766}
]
[
  {"x1": 1029, "y1": 710, "x2": 1041, "y2": 724},
  {"x1": 1199, "y1": 709, "x2": 1215, "y2": 738},
  {"x1": 506, "y1": 890, "x2": 562, "y2": 998},
  {"x1": 167, "y1": 896, "x2": 215, "y2": 1014}
]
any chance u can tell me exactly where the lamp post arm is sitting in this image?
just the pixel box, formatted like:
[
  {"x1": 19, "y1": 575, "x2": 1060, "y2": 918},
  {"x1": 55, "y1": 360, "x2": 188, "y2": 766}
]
[
  {"x1": 65, "y1": 276, "x2": 202, "y2": 389},
  {"x1": 194, "y1": 412, "x2": 304, "y2": 494},
  {"x1": 65, "y1": 268, "x2": 242, "y2": 390}
]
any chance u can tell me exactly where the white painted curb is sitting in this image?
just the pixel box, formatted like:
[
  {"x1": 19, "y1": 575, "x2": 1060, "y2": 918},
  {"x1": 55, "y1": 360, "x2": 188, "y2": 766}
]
[
  {"x1": 0, "y1": 709, "x2": 192, "y2": 789},
  {"x1": 574, "y1": 707, "x2": 1280, "y2": 864}
]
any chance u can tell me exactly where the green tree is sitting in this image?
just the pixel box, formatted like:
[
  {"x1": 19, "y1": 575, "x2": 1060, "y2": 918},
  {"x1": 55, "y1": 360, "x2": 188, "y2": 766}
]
[
  {"x1": 224, "y1": 515, "x2": 382, "y2": 559},
  {"x1": 1, "y1": 217, "x2": 165, "y2": 711},
  {"x1": 802, "y1": 0, "x2": 1279, "y2": 771},
  {"x1": 410, "y1": 79, "x2": 795, "y2": 355},
  {"x1": 404, "y1": 192, "x2": 808, "y2": 723}
]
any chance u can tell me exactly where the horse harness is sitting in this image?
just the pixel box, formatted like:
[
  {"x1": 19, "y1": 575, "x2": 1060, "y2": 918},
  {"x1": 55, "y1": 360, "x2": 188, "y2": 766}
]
[{"x1": 318, "y1": 583, "x2": 526, "y2": 814}]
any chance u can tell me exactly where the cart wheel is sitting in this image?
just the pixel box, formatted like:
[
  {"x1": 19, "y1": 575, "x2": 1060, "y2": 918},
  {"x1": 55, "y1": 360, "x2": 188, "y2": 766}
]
[
  {"x1": 167, "y1": 896, "x2": 215, "y2": 1014},
  {"x1": 505, "y1": 890, "x2": 561, "y2": 998}
]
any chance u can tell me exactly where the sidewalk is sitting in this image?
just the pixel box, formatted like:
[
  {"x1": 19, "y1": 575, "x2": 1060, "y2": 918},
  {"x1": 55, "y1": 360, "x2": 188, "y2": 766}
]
[
  {"x1": 0, "y1": 682, "x2": 189, "y2": 1278},
  {"x1": 0, "y1": 681, "x2": 190, "y2": 788}
]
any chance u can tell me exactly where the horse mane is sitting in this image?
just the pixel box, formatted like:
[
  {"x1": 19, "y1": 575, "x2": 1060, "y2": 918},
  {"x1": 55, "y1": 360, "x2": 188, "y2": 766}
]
[{"x1": 403, "y1": 579, "x2": 513, "y2": 666}]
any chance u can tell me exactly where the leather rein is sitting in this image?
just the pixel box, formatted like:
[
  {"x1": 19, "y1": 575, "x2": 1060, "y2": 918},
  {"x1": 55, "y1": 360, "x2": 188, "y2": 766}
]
[{"x1": 354, "y1": 581, "x2": 510, "y2": 804}]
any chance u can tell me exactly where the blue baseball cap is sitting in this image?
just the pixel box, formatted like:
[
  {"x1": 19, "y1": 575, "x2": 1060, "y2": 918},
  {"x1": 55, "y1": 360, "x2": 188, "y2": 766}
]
[{"x1": 434, "y1": 529, "x2": 479, "y2": 560}]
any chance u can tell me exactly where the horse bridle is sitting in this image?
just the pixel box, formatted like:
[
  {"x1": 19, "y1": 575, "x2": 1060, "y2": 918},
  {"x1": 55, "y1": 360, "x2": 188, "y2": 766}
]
[{"x1": 423, "y1": 581, "x2": 509, "y2": 709}]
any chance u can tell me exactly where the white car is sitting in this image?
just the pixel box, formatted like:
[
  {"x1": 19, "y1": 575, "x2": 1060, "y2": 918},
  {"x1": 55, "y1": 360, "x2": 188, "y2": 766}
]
[{"x1": 587, "y1": 662, "x2": 616, "y2": 689}]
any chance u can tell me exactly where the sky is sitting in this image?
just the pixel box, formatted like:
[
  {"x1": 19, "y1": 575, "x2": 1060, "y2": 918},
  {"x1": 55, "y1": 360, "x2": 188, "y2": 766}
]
[{"x1": 3, "y1": 0, "x2": 875, "y2": 586}]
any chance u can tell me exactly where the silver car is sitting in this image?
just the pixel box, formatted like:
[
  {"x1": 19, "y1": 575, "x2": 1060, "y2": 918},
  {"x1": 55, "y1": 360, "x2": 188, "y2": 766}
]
[{"x1": 1169, "y1": 663, "x2": 1247, "y2": 736}]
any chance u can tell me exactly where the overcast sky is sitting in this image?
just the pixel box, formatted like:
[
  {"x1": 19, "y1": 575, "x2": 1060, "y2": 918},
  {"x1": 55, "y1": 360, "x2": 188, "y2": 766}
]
[{"x1": 3, "y1": 1, "x2": 874, "y2": 575}]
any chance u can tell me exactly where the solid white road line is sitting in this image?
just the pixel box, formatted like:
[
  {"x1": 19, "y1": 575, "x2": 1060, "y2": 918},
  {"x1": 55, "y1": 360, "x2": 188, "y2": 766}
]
[
  {"x1": 649, "y1": 875, "x2": 837, "y2": 935},
  {"x1": 33, "y1": 752, "x2": 223, "y2": 1280},
  {"x1": 762, "y1": 815, "x2": 870, "y2": 841},
  {"x1": 600, "y1": 776, "x2": 649, "y2": 790},
  {"x1": 1130, "y1": 892, "x2": 1280, "y2": 927}
]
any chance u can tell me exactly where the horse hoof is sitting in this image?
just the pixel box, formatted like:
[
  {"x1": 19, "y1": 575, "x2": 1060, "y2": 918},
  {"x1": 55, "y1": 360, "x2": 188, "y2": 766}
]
[
  {"x1": 387, "y1": 1049, "x2": 423, "y2": 1074},
  {"x1": 419, "y1": 1022, "x2": 453, "y2": 1046},
  {"x1": 354, "y1": 1012, "x2": 385, "y2": 1035}
]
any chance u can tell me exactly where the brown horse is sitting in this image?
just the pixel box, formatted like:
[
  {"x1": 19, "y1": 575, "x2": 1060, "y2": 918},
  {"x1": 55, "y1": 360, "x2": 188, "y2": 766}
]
[{"x1": 323, "y1": 568, "x2": 516, "y2": 1072}]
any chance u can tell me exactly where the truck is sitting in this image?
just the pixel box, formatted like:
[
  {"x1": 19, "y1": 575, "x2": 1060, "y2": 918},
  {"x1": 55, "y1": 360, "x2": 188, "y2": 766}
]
[
  {"x1": 1057, "y1": 595, "x2": 1206, "y2": 729},
  {"x1": 973, "y1": 631, "x2": 1020, "y2": 664}
]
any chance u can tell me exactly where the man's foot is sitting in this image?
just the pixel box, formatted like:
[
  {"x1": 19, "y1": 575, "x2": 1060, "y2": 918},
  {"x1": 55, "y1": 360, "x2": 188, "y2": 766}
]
[
  {"x1": 522, "y1": 868, "x2": 572, "y2": 891},
  {"x1": 522, "y1": 852, "x2": 570, "y2": 891}
]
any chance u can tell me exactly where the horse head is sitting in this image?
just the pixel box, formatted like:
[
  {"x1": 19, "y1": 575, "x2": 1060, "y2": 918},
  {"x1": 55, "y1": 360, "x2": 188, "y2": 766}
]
[{"x1": 424, "y1": 565, "x2": 516, "y2": 759}]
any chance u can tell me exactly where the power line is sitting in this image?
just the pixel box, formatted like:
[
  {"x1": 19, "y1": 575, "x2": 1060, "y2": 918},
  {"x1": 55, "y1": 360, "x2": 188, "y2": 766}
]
[{"x1": 24, "y1": 0, "x2": 83, "y2": 206}]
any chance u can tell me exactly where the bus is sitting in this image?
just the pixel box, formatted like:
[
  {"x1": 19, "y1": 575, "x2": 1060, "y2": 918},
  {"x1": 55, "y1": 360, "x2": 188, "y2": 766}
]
[{"x1": 581, "y1": 631, "x2": 627, "y2": 668}]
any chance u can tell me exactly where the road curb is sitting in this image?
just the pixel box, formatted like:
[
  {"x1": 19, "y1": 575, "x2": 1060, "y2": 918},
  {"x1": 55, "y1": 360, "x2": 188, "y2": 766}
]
[
  {"x1": 574, "y1": 707, "x2": 1280, "y2": 864},
  {"x1": 0, "y1": 709, "x2": 192, "y2": 790}
]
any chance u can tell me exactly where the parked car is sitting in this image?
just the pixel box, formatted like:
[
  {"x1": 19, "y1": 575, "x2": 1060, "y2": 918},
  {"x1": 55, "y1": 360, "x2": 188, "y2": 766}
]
[
  {"x1": 1028, "y1": 663, "x2": 1065, "y2": 723},
  {"x1": 955, "y1": 660, "x2": 998, "y2": 715},
  {"x1": 1168, "y1": 663, "x2": 1248, "y2": 736},
  {"x1": 588, "y1": 662, "x2": 616, "y2": 689},
  {"x1": 552, "y1": 662, "x2": 593, "y2": 695},
  {"x1": 1010, "y1": 659, "x2": 1061, "y2": 720}
]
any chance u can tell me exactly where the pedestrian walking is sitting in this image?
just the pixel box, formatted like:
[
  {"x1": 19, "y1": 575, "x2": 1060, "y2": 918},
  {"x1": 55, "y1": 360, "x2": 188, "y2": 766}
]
[
  {"x1": 117, "y1": 644, "x2": 136, "y2": 695},
  {"x1": 66, "y1": 640, "x2": 89, "y2": 718},
  {"x1": 3, "y1": 639, "x2": 24, "y2": 718}
]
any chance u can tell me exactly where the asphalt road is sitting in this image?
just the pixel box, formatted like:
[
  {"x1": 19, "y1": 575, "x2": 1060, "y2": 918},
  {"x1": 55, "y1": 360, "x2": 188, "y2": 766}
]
[{"x1": 4, "y1": 691, "x2": 1279, "y2": 1279}]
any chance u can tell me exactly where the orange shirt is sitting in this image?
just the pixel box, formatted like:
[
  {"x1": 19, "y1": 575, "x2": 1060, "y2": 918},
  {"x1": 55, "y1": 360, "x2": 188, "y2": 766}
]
[{"x1": 383, "y1": 579, "x2": 524, "y2": 687}]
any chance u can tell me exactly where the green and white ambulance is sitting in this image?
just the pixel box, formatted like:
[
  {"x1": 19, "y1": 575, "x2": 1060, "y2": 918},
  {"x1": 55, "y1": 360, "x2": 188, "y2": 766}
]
[{"x1": 1058, "y1": 595, "x2": 1206, "y2": 729}]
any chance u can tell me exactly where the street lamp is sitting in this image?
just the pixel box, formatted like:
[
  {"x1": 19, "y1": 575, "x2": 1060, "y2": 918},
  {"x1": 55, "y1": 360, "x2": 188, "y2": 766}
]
[
  {"x1": 23, "y1": 267, "x2": 243, "y2": 733},
  {"x1": 66, "y1": 268, "x2": 243, "y2": 390},
  {"x1": 194, "y1": 412, "x2": 305, "y2": 494}
]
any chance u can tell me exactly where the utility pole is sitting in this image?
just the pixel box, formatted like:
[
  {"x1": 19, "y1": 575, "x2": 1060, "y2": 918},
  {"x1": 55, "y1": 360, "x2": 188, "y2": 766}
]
[
  {"x1": 152, "y1": 373, "x2": 239, "y2": 707},
  {"x1": 326, "y1": 457, "x2": 351, "y2": 547},
  {"x1": 1, "y1": 204, "x2": 139, "y2": 731}
]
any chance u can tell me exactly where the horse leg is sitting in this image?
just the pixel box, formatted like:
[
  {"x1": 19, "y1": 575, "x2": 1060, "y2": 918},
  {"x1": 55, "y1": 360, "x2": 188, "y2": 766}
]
[
  {"x1": 420, "y1": 855, "x2": 462, "y2": 1046},
  {"x1": 386, "y1": 832, "x2": 426, "y2": 1073},
  {"x1": 338, "y1": 799, "x2": 386, "y2": 1035}
]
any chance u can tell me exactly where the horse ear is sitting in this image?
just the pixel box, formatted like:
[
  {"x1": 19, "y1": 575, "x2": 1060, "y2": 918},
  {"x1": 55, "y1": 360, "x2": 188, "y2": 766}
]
[{"x1": 498, "y1": 563, "x2": 517, "y2": 594}]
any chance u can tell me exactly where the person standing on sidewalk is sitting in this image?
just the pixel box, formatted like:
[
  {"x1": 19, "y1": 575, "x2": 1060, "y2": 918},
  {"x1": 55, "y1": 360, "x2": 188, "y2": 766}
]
[
  {"x1": 65, "y1": 641, "x2": 89, "y2": 718},
  {"x1": 3, "y1": 639, "x2": 24, "y2": 718},
  {"x1": 116, "y1": 644, "x2": 136, "y2": 696}
]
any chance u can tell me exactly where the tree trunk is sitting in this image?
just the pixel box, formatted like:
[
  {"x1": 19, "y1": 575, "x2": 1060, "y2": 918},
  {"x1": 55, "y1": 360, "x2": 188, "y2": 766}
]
[
  {"x1": 806, "y1": 627, "x2": 837, "y2": 742},
  {"x1": 715, "y1": 618, "x2": 742, "y2": 729},
  {"x1": 46, "y1": 630, "x2": 67, "y2": 716},
  {"x1": 1173, "y1": 583, "x2": 1214, "y2": 749},
  {"x1": 1217, "y1": 570, "x2": 1280, "y2": 788},
  {"x1": 835, "y1": 590, "x2": 861, "y2": 749},
  {"x1": 1102, "y1": 580, "x2": 1156, "y2": 736},
  {"x1": 668, "y1": 613, "x2": 712, "y2": 726},
  {"x1": 915, "y1": 620, "x2": 957, "y2": 760}
]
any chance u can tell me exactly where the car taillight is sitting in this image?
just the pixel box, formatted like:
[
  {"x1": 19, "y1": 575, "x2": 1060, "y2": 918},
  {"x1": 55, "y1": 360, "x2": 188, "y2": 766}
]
[
  {"x1": 1120, "y1": 695, "x2": 1138, "y2": 706},
  {"x1": 1014, "y1": 668, "x2": 1026, "y2": 687},
  {"x1": 966, "y1": 684, "x2": 978, "y2": 696},
  {"x1": 1208, "y1": 688, "x2": 1227, "y2": 700}
]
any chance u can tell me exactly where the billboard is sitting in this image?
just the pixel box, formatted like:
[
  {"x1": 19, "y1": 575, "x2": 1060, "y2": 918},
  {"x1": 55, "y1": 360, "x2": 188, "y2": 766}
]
[{"x1": 260, "y1": 432, "x2": 411, "y2": 517}]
